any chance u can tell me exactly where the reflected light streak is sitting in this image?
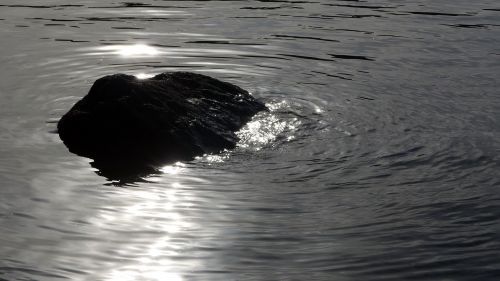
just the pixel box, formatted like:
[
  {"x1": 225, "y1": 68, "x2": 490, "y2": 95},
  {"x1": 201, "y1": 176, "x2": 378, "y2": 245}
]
[
  {"x1": 99, "y1": 44, "x2": 160, "y2": 57},
  {"x1": 86, "y1": 45, "x2": 262, "y2": 61},
  {"x1": 236, "y1": 100, "x2": 301, "y2": 149},
  {"x1": 160, "y1": 162, "x2": 186, "y2": 175},
  {"x1": 96, "y1": 181, "x2": 191, "y2": 281},
  {"x1": 135, "y1": 73, "x2": 155, "y2": 79},
  {"x1": 202, "y1": 153, "x2": 229, "y2": 163},
  {"x1": 237, "y1": 114, "x2": 298, "y2": 148}
]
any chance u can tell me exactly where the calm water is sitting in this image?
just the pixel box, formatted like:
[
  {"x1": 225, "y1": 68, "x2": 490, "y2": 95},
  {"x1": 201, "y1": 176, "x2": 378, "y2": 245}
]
[{"x1": 1, "y1": 0, "x2": 500, "y2": 280}]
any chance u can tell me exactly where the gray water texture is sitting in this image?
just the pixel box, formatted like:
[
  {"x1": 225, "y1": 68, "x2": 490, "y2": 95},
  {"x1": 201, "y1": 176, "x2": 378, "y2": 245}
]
[{"x1": 1, "y1": 0, "x2": 500, "y2": 280}]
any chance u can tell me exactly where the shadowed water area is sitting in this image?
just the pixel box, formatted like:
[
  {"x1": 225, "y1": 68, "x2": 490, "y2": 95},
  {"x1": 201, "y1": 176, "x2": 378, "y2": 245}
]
[{"x1": 1, "y1": 0, "x2": 500, "y2": 280}]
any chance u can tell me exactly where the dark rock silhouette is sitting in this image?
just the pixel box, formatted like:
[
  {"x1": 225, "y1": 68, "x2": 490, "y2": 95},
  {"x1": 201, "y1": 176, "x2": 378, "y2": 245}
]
[{"x1": 58, "y1": 72, "x2": 266, "y2": 176}]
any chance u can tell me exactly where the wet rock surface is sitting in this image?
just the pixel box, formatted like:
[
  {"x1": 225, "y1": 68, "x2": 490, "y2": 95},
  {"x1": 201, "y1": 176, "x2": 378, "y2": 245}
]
[{"x1": 58, "y1": 72, "x2": 267, "y2": 173}]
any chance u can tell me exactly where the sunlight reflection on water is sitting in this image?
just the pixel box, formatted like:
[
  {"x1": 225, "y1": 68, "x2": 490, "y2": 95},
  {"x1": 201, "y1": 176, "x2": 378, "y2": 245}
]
[
  {"x1": 2, "y1": 0, "x2": 500, "y2": 280},
  {"x1": 237, "y1": 101, "x2": 300, "y2": 149},
  {"x1": 135, "y1": 73, "x2": 155, "y2": 79},
  {"x1": 100, "y1": 183, "x2": 192, "y2": 281},
  {"x1": 75, "y1": 43, "x2": 274, "y2": 76},
  {"x1": 98, "y1": 44, "x2": 160, "y2": 57},
  {"x1": 88, "y1": 44, "x2": 264, "y2": 58},
  {"x1": 159, "y1": 162, "x2": 186, "y2": 175}
]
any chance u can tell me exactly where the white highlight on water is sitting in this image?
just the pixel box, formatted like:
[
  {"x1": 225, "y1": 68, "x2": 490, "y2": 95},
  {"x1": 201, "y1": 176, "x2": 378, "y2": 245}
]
[
  {"x1": 134, "y1": 73, "x2": 155, "y2": 79},
  {"x1": 98, "y1": 44, "x2": 160, "y2": 57}
]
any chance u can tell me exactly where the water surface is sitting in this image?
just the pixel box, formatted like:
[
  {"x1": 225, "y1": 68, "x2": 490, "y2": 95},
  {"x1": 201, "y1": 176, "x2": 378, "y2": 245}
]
[{"x1": 1, "y1": 0, "x2": 500, "y2": 280}]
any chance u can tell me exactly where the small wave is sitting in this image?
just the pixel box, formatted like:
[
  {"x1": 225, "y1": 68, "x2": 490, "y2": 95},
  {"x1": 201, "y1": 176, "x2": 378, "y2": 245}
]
[
  {"x1": 198, "y1": 98, "x2": 324, "y2": 165},
  {"x1": 237, "y1": 100, "x2": 301, "y2": 150}
]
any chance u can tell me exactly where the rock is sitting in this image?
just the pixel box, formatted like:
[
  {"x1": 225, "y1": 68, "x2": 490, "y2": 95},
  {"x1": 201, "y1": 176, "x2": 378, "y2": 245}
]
[{"x1": 58, "y1": 72, "x2": 267, "y2": 170}]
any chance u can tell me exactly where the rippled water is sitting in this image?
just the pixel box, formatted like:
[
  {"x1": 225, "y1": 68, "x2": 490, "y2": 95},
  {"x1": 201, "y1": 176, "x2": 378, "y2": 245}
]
[{"x1": 1, "y1": 0, "x2": 500, "y2": 280}]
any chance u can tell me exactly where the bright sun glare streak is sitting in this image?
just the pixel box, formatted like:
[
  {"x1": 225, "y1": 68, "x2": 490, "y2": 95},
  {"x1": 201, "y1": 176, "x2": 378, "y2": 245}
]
[
  {"x1": 99, "y1": 44, "x2": 160, "y2": 57},
  {"x1": 160, "y1": 162, "x2": 186, "y2": 175},
  {"x1": 236, "y1": 101, "x2": 300, "y2": 150},
  {"x1": 135, "y1": 73, "x2": 155, "y2": 79},
  {"x1": 101, "y1": 182, "x2": 190, "y2": 281}
]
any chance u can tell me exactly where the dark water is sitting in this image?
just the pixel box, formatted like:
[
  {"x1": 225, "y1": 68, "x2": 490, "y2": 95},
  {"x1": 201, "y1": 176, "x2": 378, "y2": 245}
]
[{"x1": 1, "y1": 0, "x2": 500, "y2": 280}]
